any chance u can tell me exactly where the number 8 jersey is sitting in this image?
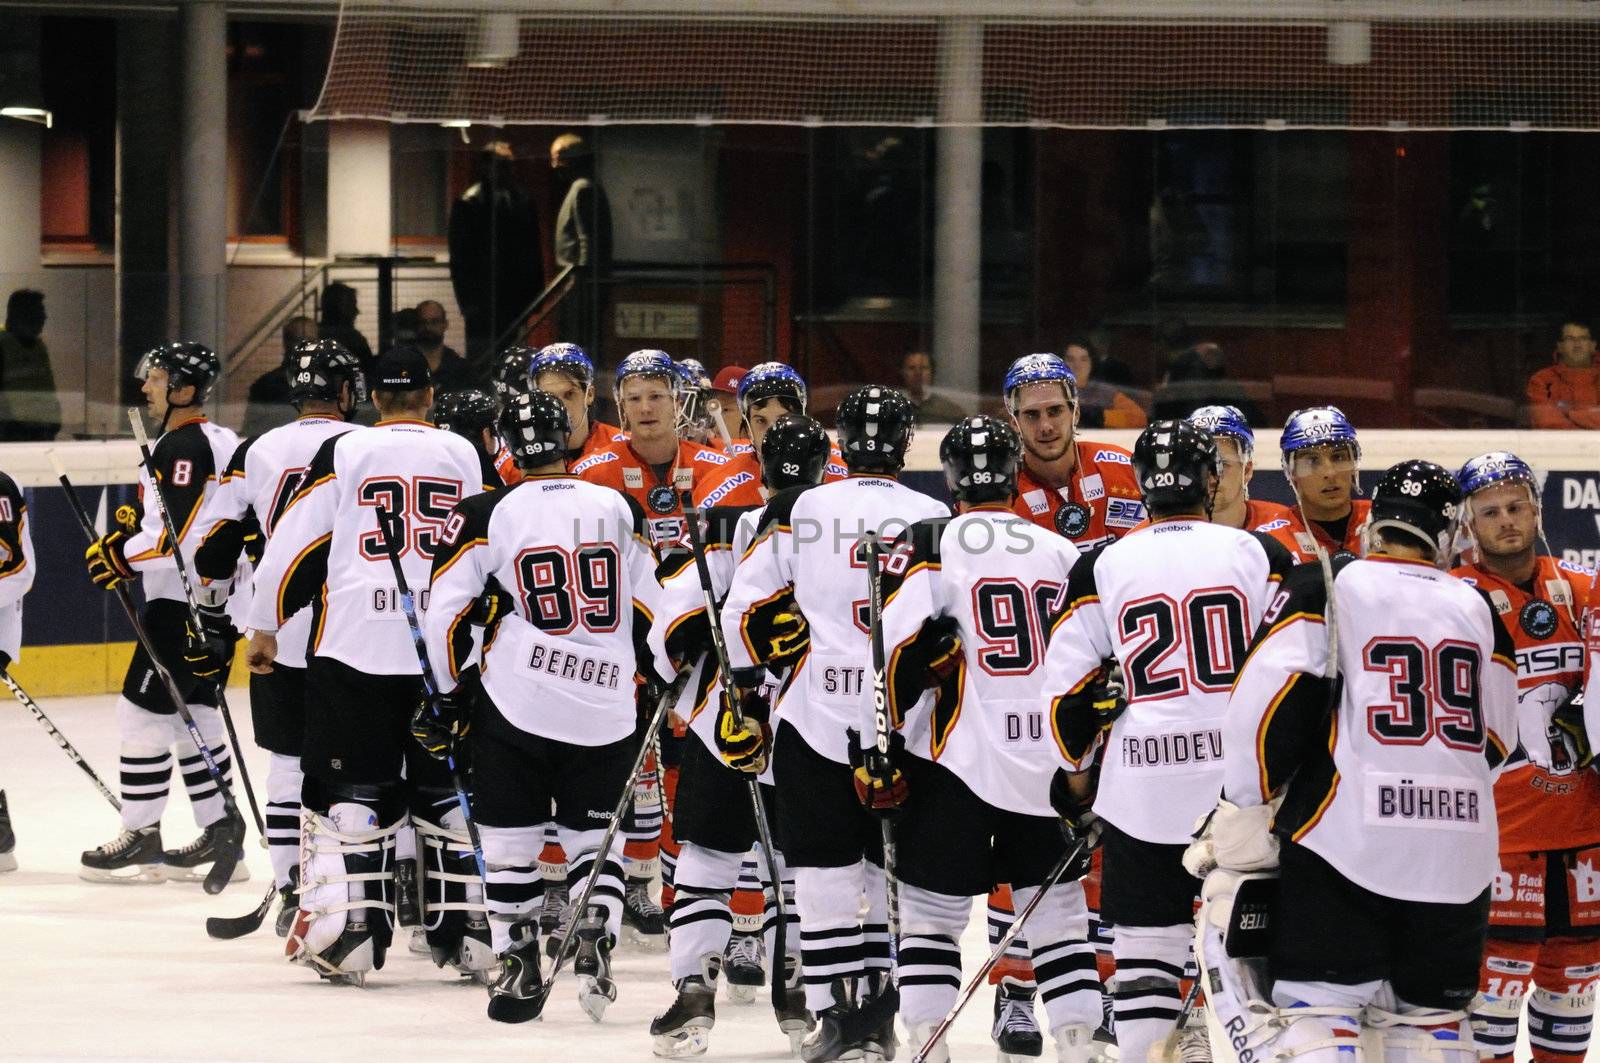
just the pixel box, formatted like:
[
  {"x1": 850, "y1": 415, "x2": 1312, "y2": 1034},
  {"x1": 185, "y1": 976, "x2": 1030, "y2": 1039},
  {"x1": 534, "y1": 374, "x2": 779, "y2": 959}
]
[
  {"x1": 1042, "y1": 517, "x2": 1295, "y2": 844},
  {"x1": 246, "y1": 418, "x2": 484, "y2": 675}
]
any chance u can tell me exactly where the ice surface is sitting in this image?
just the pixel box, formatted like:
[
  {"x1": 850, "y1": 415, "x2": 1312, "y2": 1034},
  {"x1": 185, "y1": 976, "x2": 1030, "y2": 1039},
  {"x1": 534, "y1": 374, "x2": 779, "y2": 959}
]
[{"x1": 2, "y1": 692, "x2": 1014, "y2": 1062}]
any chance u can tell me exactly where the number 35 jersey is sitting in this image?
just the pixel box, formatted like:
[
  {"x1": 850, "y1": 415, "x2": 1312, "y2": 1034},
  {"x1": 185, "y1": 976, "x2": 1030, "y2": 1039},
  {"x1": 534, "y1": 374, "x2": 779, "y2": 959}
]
[
  {"x1": 246, "y1": 418, "x2": 484, "y2": 675},
  {"x1": 877, "y1": 508, "x2": 1081, "y2": 817},
  {"x1": 1042, "y1": 517, "x2": 1294, "y2": 844},
  {"x1": 424, "y1": 474, "x2": 661, "y2": 747},
  {"x1": 1225, "y1": 555, "x2": 1519, "y2": 905}
]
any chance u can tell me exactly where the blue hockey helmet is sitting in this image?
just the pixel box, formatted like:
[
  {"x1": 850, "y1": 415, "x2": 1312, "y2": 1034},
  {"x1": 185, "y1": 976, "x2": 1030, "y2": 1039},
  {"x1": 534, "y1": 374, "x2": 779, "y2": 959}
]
[
  {"x1": 528, "y1": 342, "x2": 595, "y2": 390},
  {"x1": 1002, "y1": 353, "x2": 1077, "y2": 415},
  {"x1": 1187, "y1": 404, "x2": 1253, "y2": 456},
  {"x1": 737, "y1": 361, "x2": 808, "y2": 419},
  {"x1": 1457, "y1": 451, "x2": 1537, "y2": 499},
  {"x1": 614, "y1": 349, "x2": 680, "y2": 403}
]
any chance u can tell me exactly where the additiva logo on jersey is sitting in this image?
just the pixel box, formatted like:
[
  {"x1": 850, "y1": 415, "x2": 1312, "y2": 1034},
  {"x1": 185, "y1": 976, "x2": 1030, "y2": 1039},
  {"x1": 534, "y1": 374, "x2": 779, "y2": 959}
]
[
  {"x1": 1094, "y1": 449, "x2": 1131, "y2": 465},
  {"x1": 1520, "y1": 599, "x2": 1559, "y2": 639},
  {"x1": 1254, "y1": 518, "x2": 1290, "y2": 533},
  {"x1": 701, "y1": 471, "x2": 753, "y2": 507},
  {"x1": 1054, "y1": 501, "x2": 1090, "y2": 539},
  {"x1": 570, "y1": 451, "x2": 617, "y2": 475}
]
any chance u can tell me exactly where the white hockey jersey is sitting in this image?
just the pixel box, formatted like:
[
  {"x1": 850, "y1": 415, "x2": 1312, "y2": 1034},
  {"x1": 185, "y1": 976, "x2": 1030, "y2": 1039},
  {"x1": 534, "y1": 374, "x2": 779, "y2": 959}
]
[
  {"x1": 203, "y1": 416, "x2": 362, "y2": 668},
  {"x1": 123, "y1": 416, "x2": 240, "y2": 606},
  {"x1": 875, "y1": 507, "x2": 1080, "y2": 816},
  {"x1": 423, "y1": 473, "x2": 660, "y2": 746},
  {"x1": 721, "y1": 476, "x2": 950, "y2": 765},
  {"x1": 1224, "y1": 554, "x2": 1518, "y2": 905},
  {"x1": 0, "y1": 471, "x2": 34, "y2": 662},
  {"x1": 245, "y1": 418, "x2": 483, "y2": 676},
  {"x1": 1042, "y1": 517, "x2": 1295, "y2": 844}
]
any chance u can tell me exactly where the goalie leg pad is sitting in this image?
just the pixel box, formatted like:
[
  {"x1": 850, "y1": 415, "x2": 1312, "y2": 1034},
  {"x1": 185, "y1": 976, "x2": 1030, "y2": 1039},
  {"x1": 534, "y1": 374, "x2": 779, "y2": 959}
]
[
  {"x1": 1364, "y1": 1003, "x2": 1476, "y2": 1063},
  {"x1": 288, "y1": 797, "x2": 399, "y2": 979},
  {"x1": 415, "y1": 797, "x2": 492, "y2": 977}
]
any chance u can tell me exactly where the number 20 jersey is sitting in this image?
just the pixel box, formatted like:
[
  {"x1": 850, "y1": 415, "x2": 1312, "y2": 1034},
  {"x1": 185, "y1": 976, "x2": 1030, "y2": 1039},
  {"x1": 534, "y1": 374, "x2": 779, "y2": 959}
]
[
  {"x1": 246, "y1": 419, "x2": 484, "y2": 675},
  {"x1": 1042, "y1": 517, "x2": 1294, "y2": 844},
  {"x1": 1225, "y1": 556, "x2": 1519, "y2": 904}
]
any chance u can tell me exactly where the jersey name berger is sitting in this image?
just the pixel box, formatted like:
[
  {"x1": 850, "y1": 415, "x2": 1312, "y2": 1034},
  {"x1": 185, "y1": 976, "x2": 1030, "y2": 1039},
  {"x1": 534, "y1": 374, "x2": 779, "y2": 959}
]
[{"x1": 526, "y1": 642, "x2": 625, "y2": 691}]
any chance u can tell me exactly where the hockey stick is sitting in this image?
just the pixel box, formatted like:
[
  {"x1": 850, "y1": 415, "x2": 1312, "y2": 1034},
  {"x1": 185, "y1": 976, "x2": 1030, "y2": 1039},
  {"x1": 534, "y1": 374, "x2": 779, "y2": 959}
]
[
  {"x1": 1151, "y1": 975, "x2": 1206, "y2": 1063},
  {"x1": 206, "y1": 882, "x2": 279, "y2": 940},
  {"x1": 911, "y1": 838, "x2": 1088, "y2": 1063},
  {"x1": 681, "y1": 495, "x2": 790, "y2": 1017},
  {"x1": 862, "y1": 531, "x2": 901, "y2": 957},
  {"x1": 370, "y1": 505, "x2": 487, "y2": 883},
  {"x1": 1, "y1": 668, "x2": 120, "y2": 810},
  {"x1": 52, "y1": 456, "x2": 244, "y2": 894},
  {"x1": 127, "y1": 409, "x2": 266, "y2": 840}
]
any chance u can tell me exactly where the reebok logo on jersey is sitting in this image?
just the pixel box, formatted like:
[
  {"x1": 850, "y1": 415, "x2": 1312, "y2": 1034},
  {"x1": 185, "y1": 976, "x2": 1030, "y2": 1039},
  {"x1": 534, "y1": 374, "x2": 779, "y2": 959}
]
[
  {"x1": 570, "y1": 451, "x2": 618, "y2": 475},
  {"x1": 702, "y1": 471, "x2": 754, "y2": 507},
  {"x1": 1094, "y1": 450, "x2": 1131, "y2": 465},
  {"x1": 696, "y1": 449, "x2": 730, "y2": 465}
]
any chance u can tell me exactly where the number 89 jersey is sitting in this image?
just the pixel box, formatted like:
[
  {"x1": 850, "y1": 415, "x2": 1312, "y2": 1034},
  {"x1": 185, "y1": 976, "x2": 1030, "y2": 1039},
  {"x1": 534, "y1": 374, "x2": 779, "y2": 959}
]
[
  {"x1": 1042, "y1": 517, "x2": 1295, "y2": 844},
  {"x1": 246, "y1": 419, "x2": 484, "y2": 675},
  {"x1": 876, "y1": 509, "x2": 1081, "y2": 817}
]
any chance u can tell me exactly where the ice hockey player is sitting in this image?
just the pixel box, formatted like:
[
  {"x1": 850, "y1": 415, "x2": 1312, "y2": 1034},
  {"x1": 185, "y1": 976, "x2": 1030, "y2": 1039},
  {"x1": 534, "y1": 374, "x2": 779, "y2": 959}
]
[
  {"x1": 434, "y1": 387, "x2": 514, "y2": 487},
  {"x1": 691, "y1": 361, "x2": 847, "y2": 510},
  {"x1": 491, "y1": 344, "x2": 539, "y2": 404},
  {"x1": 1451, "y1": 452, "x2": 1600, "y2": 1063},
  {"x1": 1004, "y1": 353, "x2": 1144, "y2": 550},
  {"x1": 646, "y1": 412, "x2": 832, "y2": 1057},
  {"x1": 0, "y1": 463, "x2": 35, "y2": 873},
  {"x1": 528, "y1": 341, "x2": 623, "y2": 466},
  {"x1": 419, "y1": 389, "x2": 662, "y2": 1023},
  {"x1": 720, "y1": 384, "x2": 950, "y2": 1062},
  {"x1": 1043, "y1": 420, "x2": 1296, "y2": 1063},
  {"x1": 243, "y1": 345, "x2": 486, "y2": 984},
  {"x1": 80, "y1": 342, "x2": 245, "y2": 885},
  {"x1": 1266, "y1": 404, "x2": 1371, "y2": 561},
  {"x1": 871, "y1": 415, "x2": 1107, "y2": 1063},
  {"x1": 1195, "y1": 459, "x2": 1517, "y2": 1063},
  {"x1": 194, "y1": 339, "x2": 365, "y2": 932},
  {"x1": 1186, "y1": 404, "x2": 1296, "y2": 533}
]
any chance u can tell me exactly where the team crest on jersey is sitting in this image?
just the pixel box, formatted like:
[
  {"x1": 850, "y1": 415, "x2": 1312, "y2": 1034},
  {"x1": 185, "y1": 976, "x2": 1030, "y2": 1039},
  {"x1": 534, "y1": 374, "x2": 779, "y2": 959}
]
[
  {"x1": 1521, "y1": 599, "x2": 1559, "y2": 639},
  {"x1": 647, "y1": 485, "x2": 679, "y2": 514},
  {"x1": 1055, "y1": 501, "x2": 1091, "y2": 539},
  {"x1": 1105, "y1": 497, "x2": 1145, "y2": 529},
  {"x1": 624, "y1": 467, "x2": 645, "y2": 489}
]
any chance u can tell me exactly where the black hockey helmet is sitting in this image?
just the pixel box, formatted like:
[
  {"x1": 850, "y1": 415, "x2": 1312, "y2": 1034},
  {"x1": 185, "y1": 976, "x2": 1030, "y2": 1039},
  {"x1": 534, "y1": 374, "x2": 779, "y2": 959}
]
[
  {"x1": 287, "y1": 339, "x2": 366, "y2": 410},
  {"x1": 494, "y1": 346, "x2": 539, "y2": 402},
  {"x1": 835, "y1": 385, "x2": 915, "y2": 474},
  {"x1": 434, "y1": 387, "x2": 499, "y2": 440},
  {"x1": 135, "y1": 341, "x2": 222, "y2": 403},
  {"x1": 1132, "y1": 419, "x2": 1220, "y2": 516},
  {"x1": 759, "y1": 414, "x2": 830, "y2": 492},
  {"x1": 940, "y1": 416, "x2": 1021, "y2": 506},
  {"x1": 1367, "y1": 459, "x2": 1462, "y2": 561},
  {"x1": 498, "y1": 390, "x2": 571, "y2": 470}
]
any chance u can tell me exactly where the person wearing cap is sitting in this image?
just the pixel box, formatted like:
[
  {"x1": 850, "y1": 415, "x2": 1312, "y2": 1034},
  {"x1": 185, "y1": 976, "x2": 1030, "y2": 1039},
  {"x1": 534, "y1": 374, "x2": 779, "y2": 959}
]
[
  {"x1": 528, "y1": 342, "x2": 623, "y2": 467},
  {"x1": 704, "y1": 365, "x2": 748, "y2": 448},
  {"x1": 243, "y1": 343, "x2": 490, "y2": 986},
  {"x1": 1450, "y1": 452, "x2": 1600, "y2": 1063},
  {"x1": 1002, "y1": 352, "x2": 1145, "y2": 551},
  {"x1": 691, "y1": 362, "x2": 847, "y2": 510}
]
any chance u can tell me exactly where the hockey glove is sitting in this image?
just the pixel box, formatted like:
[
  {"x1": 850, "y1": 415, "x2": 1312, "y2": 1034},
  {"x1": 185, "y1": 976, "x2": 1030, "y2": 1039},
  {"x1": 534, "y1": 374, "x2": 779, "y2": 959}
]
[
  {"x1": 412, "y1": 684, "x2": 474, "y2": 760},
  {"x1": 1552, "y1": 690, "x2": 1593, "y2": 770},
  {"x1": 1048, "y1": 767, "x2": 1104, "y2": 857},
  {"x1": 1182, "y1": 799, "x2": 1279, "y2": 879},
  {"x1": 924, "y1": 616, "x2": 962, "y2": 687},
  {"x1": 1090, "y1": 659, "x2": 1127, "y2": 722},
  {"x1": 85, "y1": 530, "x2": 135, "y2": 590},
  {"x1": 716, "y1": 687, "x2": 772, "y2": 774},
  {"x1": 182, "y1": 603, "x2": 237, "y2": 681},
  {"x1": 847, "y1": 727, "x2": 909, "y2": 816}
]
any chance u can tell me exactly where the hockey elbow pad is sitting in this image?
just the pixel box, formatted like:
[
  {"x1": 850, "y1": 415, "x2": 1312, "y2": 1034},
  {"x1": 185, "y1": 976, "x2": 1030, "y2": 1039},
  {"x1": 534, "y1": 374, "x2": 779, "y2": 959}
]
[{"x1": 85, "y1": 530, "x2": 135, "y2": 590}]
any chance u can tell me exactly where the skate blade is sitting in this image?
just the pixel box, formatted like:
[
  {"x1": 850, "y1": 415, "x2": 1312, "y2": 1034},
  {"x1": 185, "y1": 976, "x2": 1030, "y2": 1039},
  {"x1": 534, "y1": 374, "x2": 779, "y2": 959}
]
[
  {"x1": 725, "y1": 981, "x2": 759, "y2": 1005},
  {"x1": 578, "y1": 975, "x2": 617, "y2": 1023},
  {"x1": 165, "y1": 860, "x2": 250, "y2": 885},
  {"x1": 78, "y1": 862, "x2": 167, "y2": 884},
  {"x1": 623, "y1": 925, "x2": 668, "y2": 951},
  {"x1": 781, "y1": 1019, "x2": 811, "y2": 1057},
  {"x1": 652, "y1": 1025, "x2": 711, "y2": 1058},
  {"x1": 0, "y1": 852, "x2": 16, "y2": 872}
]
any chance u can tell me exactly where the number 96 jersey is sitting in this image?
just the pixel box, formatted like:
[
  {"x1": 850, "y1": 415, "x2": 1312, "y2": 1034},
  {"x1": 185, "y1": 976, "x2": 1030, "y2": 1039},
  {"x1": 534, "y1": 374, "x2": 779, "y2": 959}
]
[
  {"x1": 1042, "y1": 517, "x2": 1295, "y2": 844},
  {"x1": 875, "y1": 509, "x2": 1081, "y2": 817}
]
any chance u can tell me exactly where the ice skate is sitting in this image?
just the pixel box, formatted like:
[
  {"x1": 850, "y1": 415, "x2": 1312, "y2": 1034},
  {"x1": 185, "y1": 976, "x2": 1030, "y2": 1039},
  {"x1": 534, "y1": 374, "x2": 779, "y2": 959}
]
[
  {"x1": 1051, "y1": 1023, "x2": 1105, "y2": 1063},
  {"x1": 724, "y1": 929, "x2": 765, "y2": 1004},
  {"x1": 623, "y1": 876, "x2": 668, "y2": 950},
  {"x1": 162, "y1": 810, "x2": 248, "y2": 884},
  {"x1": 79, "y1": 825, "x2": 166, "y2": 884},
  {"x1": 859, "y1": 970, "x2": 899, "y2": 1062},
  {"x1": 288, "y1": 913, "x2": 385, "y2": 986},
  {"x1": 802, "y1": 979, "x2": 866, "y2": 1062},
  {"x1": 274, "y1": 867, "x2": 300, "y2": 938},
  {"x1": 1176, "y1": 1006, "x2": 1212, "y2": 1063},
  {"x1": 994, "y1": 976, "x2": 1044, "y2": 1060},
  {"x1": 778, "y1": 956, "x2": 815, "y2": 1055},
  {"x1": 539, "y1": 878, "x2": 569, "y2": 937},
  {"x1": 572, "y1": 906, "x2": 618, "y2": 1022},
  {"x1": 431, "y1": 916, "x2": 496, "y2": 983},
  {"x1": 650, "y1": 971, "x2": 717, "y2": 1057},
  {"x1": 486, "y1": 919, "x2": 548, "y2": 1024},
  {"x1": 0, "y1": 789, "x2": 15, "y2": 872}
]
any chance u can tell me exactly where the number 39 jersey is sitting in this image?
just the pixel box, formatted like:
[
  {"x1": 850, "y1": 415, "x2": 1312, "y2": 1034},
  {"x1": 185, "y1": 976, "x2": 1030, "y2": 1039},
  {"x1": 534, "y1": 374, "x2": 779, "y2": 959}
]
[
  {"x1": 877, "y1": 508, "x2": 1080, "y2": 816},
  {"x1": 245, "y1": 418, "x2": 483, "y2": 675},
  {"x1": 1225, "y1": 555, "x2": 1519, "y2": 905},
  {"x1": 424, "y1": 474, "x2": 661, "y2": 747},
  {"x1": 1042, "y1": 517, "x2": 1294, "y2": 844}
]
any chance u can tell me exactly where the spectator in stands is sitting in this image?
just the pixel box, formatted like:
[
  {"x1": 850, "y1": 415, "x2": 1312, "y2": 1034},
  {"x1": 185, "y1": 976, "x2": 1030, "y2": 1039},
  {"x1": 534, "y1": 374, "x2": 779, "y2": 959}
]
[
  {"x1": 319, "y1": 283, "x2": 373, "y2": 378},
  {"x1": 242, "y1": 316, "x2": 317, "y2": 437},
  {"x1": 392, "y1": 307, "x2": 420, "y2": 349},
  {"x1": 1062, "y1": 337, "x2": 1146, "y2": 429},
  {"x1": 1526, "y1": 318, "x2": 1600, "y2": 429},
  {"x1": 900, "y1": 350, "x2": 966, "y2": 423},
  {"x1": 415, "y1": 300, "x2": 472, "y2": 392},
  {"x1": 552, "y1": 132, "x2": 613, "y2": 355},
  {"x1": 1151, "y1": 338, "x2": 1265, "y2": 425},
  {"x1": 450, "y1": 140, "x2": 543, "y2": 372},
  {"x1": 0, "y1": 289, "x2": 59, "y2": 441}
]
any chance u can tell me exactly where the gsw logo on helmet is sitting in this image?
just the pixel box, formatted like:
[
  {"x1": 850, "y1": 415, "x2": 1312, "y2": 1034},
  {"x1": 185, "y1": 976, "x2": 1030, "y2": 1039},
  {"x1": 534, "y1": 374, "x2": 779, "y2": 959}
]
[
  {"x1": 737, "y1": 362, "x2": 808, "y2": 419},
  {"x1": 1002, "y1": 353, "x2": 1077, "y2": 414},
  {"x1": 1457, "y1": 451, "x2": 1537, "y2": 499},
  {"x1": 614, "y1": 349, "x2": 680, "y2": 401},
  {"x1": 528, "y1": 343, "x2": 594, "y2": 390},
  {"x1": 1188, "y1": 404, "x2": 1253, "y2": 453},
  {"x1": 1280, "y1": 405, "x2": 1359, "y2": 457}
]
